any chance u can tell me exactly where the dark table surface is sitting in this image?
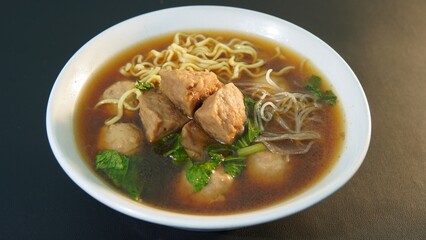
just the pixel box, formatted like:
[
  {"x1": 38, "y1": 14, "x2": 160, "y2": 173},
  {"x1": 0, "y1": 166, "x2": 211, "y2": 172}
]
[{"x1": 4, "y1": 0, "x2": 425, "y2": 239}]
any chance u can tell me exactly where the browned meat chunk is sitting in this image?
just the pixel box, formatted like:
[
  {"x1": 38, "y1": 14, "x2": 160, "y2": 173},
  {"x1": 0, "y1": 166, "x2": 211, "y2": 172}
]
[
  {"x1": 160, "y1": 69, "x2": 222, "y2": 116},
  {"x1": 194, "y1": 83, "x2": 246, "y2": 144},
  {"x1": 181, "y1": 121, "x2": 216, "y2": 161},
  {"x1": 138, "y1": 91, "x2": 189, "y2": 142}
]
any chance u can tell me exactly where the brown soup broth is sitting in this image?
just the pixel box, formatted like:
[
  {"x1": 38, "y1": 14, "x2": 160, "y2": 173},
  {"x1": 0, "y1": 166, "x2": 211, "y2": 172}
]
[{"x1": 75, "y1": 31, "x2": 345, "y2": 215}]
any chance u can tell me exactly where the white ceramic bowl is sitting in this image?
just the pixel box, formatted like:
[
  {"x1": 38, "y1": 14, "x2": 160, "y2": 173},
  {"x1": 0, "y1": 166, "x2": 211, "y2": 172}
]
[{"x1": 46, "y1": 6, "x2": 371, "y2": 230}]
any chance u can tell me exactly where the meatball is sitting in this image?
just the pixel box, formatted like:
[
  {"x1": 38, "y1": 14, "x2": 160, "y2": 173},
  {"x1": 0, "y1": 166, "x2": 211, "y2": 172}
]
[
  {"x1": 101, "y1": 80, "x2": 136, "y2": 103},
  {"x1": 97, "y1": 80, "x2": 137, "y2": 116},
  {"x1": 97, "y1": 123, "x2": 143, "y2": 155},
  {"x1": 246, "y1": 150, "x2": 292, "y2": 185},
  {"x1": 176, "y1": 166, "x2": 234, "y2": 204}
]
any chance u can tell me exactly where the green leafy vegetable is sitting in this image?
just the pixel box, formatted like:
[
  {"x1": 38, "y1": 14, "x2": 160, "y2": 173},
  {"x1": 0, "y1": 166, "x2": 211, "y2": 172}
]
[
  {"x1": 305, "y1": 75, "x2": 337, "y2": 105},
  {"x1": 244, "y1": 96, "x2": 257, "y2": 118},
  {"x1": 96, "y1": 150, "x2": 129, "y2": 185},
  {"x1": 233, "y1": 119, "x2": 261, "y2": 148},
  {"x1": 305, "y1": 75, "x2": 322, "y2": 96},
  {"x1": 322, "y1": 90, "x2": 337, "y2": 104},
  {"x1": 223, "y1": 160, "x2": 246, "y2": 177},
  {"x1": 182, "y1": 96, "x2": 264, "y2": 192},
  {"x1": 120, "y1": 155, "x2": 145, "y2": 199},
  {"x1": 155, "y1": 133, "x2": 191, "y2": 164},
  {"x1": 186, "y1": 159, "x2": 220, "y2": 192},
  {"x1": 236, "y1": 142, "x2": 266, "y2": 157},
  {"x1": 206, "y1": 144, "x2": 235, "y2": 158},
  {"x1": 185, "y1": 144, "x2": 247, "y2": 191},
  {"x1": 233, "y1": 97, "x2": 262, "y2": 149},
  {"x1": 135, "y1": 80, "x2": 154, "y2": 92},
  {"x1": 154, "y1": 133, "x2": 177, "y2": 153},
  {"x1": 183, "y1": 96, "x2": 264, "y2": 191},
  {"x1": 95, "y1": 150, "x2": 144, "y2": 199}
]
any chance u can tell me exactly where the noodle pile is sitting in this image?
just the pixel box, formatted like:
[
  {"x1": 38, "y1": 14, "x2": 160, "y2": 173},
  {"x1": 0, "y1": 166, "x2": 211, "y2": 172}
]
[
  {"x1": 236, "y1": 69, "x2": 321, "y2": 155},
  {"x1": 118, "y1": 32, "x2": 271, "y2": 85}
]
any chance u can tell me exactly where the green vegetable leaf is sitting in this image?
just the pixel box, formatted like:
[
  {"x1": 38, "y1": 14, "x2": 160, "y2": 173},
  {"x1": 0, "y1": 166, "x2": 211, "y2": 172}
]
[
  {"x1": 209, "y1": 152, "x2": 225, "y2": 162},
  {"x1": 135, "y1": 80, "x2": 154, "y2": 92},
  {"x1": 186, "y1": 159, "x2": 220, "y2": 192},
  {"x1": 96, "y1": 150, "x2": 145, "y2": 200},
  {"x1": 168, "y1": 147, "x2": 191, "y2": 163},
  {"x1": 121, "y1": 155, "x2": 145, "y2": 199},
  {"x1": 223, "y1": 160, "x2": 246, "y2": 177},
  {"x1": 155, "y1": 133, "x2": 191, "y2": 164},
  {"x1": 305, "y1": 75, "x2": 321, "y2": 93},
  {"x1": 244, "y1": 96, "x2": 257, "y2": 118},
  {"x1": 96, "y1": 150, "x2": 129, "y2": 186},
  {"x1": 305, "y1": 75, "x2": 337, "y2": 105},
  {"x1": 236, "y1": 142, "x2": 266, "y2": 157},
  {"x1": 322, "y1": 90, "x2": 337, "y2": 105},
  {"x1": 206, "y1": 144, "x2": 235, "y2": 158},
  {"x1": 154, "y1": 133, "x2": 178, "y2": 153},
  {"x1": 233, "y1": 119, "x2": 261, "y2": 148},
  {"x1": 183, "y1": 96, "x2": 262, "y2": 192}
]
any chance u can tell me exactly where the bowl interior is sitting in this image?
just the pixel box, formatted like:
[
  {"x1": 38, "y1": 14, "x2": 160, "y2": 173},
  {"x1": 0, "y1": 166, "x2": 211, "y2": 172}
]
[{"x1": 46, "y1": 6, "x2": 371, "y2": 230}]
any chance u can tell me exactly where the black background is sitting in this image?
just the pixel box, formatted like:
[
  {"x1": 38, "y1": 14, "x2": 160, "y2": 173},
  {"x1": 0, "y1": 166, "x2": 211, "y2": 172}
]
[{"x1": 3, "y1": 0, "x2": 425, "y2": 239}]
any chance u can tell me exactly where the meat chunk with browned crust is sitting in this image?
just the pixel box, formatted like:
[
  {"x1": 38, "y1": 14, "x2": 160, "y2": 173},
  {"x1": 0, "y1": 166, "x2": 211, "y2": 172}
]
[
  {"x1": 181, "y1": 120, "x2": 216, "y2": 161},
  {"x1": 160, "y1": 69, "x2": 222, "y2": 116},
  {"x1": 194, "y1": 83, "x2": 246, "y2": 144},
  {"x1": 138, "y1": 91, "x2": 189, "y2": 143}
]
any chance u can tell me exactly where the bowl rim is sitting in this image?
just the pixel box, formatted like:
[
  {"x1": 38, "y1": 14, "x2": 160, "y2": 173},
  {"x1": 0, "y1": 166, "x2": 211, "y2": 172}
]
[{"x1": 46, "y1": 5, "x2": 371, "y2": 230}]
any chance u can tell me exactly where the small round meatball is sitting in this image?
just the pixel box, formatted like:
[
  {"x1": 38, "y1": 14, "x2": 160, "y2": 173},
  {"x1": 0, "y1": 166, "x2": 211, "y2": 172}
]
[
  {"x1": 99, "y1": 81, "x2": 138, "y2": 115},
  {"x1": 102, "y1": 80, "x2": 136, "y2": 102},
  {"x1": 176, "y1": 166, "x2": 234, "y2": 204},
  {"x1": 246, "y1": 150, "x2": 291, "y2": 186},
  {"x1": 97, "y1": 123, "x2": 143, "y2": 155}
]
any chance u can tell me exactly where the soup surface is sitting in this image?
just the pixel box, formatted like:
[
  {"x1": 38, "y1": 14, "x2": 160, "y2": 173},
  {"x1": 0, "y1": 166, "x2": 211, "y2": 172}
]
[{"x1": 75, "y1": 31, "x2": 345, "y2": 215}]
